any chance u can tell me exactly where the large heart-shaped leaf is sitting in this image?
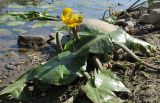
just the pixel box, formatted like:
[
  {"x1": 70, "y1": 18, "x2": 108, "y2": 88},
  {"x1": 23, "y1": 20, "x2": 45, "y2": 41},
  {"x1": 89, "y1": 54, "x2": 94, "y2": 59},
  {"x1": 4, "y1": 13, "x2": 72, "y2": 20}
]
[
  {"x1": 32, "y1": 51, "x2": 86, "y2": 85},
  {"x1": 65, "y1": 24, "x2": 155, "y2": 56},
  {"x1": 81, "y1": 70, "x2": 130, "y2": 103},
  {"x1": 65, "y1": 25, "x2": 114, "y2": 55},
  {"x1": 0, "y1": 51, "x2": 86, "y2": 99}
]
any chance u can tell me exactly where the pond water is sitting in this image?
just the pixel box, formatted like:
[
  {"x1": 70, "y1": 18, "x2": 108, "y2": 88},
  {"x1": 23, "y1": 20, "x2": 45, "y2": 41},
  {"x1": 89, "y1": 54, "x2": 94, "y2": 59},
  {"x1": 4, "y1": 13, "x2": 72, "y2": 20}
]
[{"x1": 0, "y1": 0, "x2": 145, "y2": 56}]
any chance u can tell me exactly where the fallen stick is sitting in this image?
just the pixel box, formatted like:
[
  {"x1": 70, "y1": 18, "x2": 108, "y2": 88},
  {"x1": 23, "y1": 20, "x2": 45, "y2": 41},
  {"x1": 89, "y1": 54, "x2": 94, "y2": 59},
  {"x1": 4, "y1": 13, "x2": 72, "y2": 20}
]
[{"x1": 113, "y1": 41, "x2": 160, "y2": 70}]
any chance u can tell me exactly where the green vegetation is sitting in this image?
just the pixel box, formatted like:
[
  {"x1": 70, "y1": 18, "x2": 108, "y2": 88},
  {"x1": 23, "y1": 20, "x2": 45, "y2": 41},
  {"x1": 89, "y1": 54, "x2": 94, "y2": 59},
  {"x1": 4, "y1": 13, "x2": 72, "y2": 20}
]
[
  {"x1": 0, "y1": 17, "x2": 156, "y2": 103},
  {"x1": 0, "y1": 0, "x2": 158, "y2": 102}
]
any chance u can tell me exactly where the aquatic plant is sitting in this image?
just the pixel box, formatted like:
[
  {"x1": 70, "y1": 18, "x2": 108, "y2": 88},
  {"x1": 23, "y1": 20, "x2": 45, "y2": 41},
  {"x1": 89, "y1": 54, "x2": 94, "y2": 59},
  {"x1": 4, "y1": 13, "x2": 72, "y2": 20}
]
[{"x1": 0, "y1": 7, "x2": 157, "y2": 103}]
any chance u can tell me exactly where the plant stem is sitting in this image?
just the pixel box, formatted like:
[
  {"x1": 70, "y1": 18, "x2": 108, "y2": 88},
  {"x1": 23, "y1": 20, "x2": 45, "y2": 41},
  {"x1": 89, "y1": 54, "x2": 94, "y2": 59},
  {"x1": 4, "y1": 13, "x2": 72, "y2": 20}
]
[
  {"x1": 102, "y1": 9, "x2": 108, "y2": 20},
  {"x1": 92, "y1": 56, "x2": 103, "y2": 70},
  {"x1": 71, "y1": 27, "x2": 80, "y2": 41},
  {"x1": 56, "y1": 32, "x2": 63, "y2": 52},
  {"x1": 129, "y1": 1, "x2": 147, "y2": 11},
  {"x1": 102, "y1": 7, "x2": 113, "y2": 20},
  {"x1": 83, "y1": 72, "x2": 91, "y2": 79},
  {"x1": 113, "y1": 41, "x2": 160, "y2": 70},
  {"x1": 127, "y1": 0, "x2": 140, "y2": 11}
]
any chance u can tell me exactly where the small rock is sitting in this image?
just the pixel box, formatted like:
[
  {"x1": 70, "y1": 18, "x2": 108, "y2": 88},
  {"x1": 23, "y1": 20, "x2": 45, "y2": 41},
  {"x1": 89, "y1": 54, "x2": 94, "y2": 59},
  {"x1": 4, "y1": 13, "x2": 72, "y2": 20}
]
[
  {"x1": 4, "y1": 51, "x2": 18, "y2": 59},
  {"x1": 139, "y1": 8, "x2": 160, "y2": 28},
  {"x1": 5, "y1": 64, "x2": 16, "y2": 70},
  {"x1": 40, "y1": 62, "x2": 47, "y2": 65},
  {"x1": 0, "y1": 79, "x2": 2, "y2": 83},
  {"x1": 2, "y1": 76, "x2": 8, "y2": 79},
  {"x1": 80, "y1": 18, "x2": 119, "y2": 32},
  {"x1": 149, "y1": 1, "x2": 160, "y2": 9},
  {"x1": 18, "y1": 35, "x2": 46, "y2": 48},
  {"x1": 149, "y1": 9, "x2": 160, "y2": 23},
  {"x1": 126, "y1": 20, "x2": 135, "y2": 27},
  {"x1": 139, "y1": 13, "x2": 150, "y2": 23}
]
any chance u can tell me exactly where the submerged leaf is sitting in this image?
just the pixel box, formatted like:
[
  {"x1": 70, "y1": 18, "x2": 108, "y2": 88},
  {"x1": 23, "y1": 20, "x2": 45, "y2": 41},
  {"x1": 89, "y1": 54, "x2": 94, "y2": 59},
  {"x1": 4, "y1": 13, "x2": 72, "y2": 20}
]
[
  {"x1": 31, "y1": 21, "x2": 54, "y2": 28},
  {"x1": 9, "y1": 11, "x2": 59, "y2": 21},
  {"x1": 0, "y1": 29, "x2": 12, "y2": 35},
  {"x1": 81, "y1": 70, "x2": 130, "y2": 103},
  {"x1": 0, "y1": 14, "x2": 25, "y2": 27},
  {"x1": 7, "y1": 4, "x2": 25, "y2": 9},
  {"x1": 6, "y1": 21, "x2": 25, "y2": 26},
  {"x1": 0, "y1": 14, "x2": 16, "y2": 24}
]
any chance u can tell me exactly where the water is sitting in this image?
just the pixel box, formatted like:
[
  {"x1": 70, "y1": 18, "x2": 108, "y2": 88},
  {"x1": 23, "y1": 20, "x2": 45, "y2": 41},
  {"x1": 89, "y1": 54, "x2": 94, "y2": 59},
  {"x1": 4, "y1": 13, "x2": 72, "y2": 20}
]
[{"x1": 0, "y1": 0, "x2": 145, "y2": 55}]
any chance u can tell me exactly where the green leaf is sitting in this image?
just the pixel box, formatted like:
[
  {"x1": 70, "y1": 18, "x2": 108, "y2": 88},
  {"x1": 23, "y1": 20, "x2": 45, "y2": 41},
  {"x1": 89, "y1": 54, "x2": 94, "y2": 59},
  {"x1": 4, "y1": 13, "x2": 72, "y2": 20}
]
[
  {"x1": 64, "y1": 40, "x2": 74, "y2": 51},
  {"x1": 65, "y1": 22, "x2": 155, "y2": 56},
  {"x1": 110, "y1": 29, "x2": 156, "y2": 56},
  {"x1": 9, "y1": 11, "x2": 59, "y2": 21},
  {"x1": 0, "y1": 51, "x2": 86, "y2": 99},
  {"x1": 32, "y1": 51, "x2": 86, "y2": 85},
  {"x1": 0, "y1": 71, "x2": 32, "y2": 100},
  {"x1": 73, "y1": 24, "x2": 156, "y2": 56},
  {"x1": 81, "y1": 70, "x2": 130, "y2": 103},
  {"x1": 65, "y1": 25, "x2": 114, "y2": 55}
]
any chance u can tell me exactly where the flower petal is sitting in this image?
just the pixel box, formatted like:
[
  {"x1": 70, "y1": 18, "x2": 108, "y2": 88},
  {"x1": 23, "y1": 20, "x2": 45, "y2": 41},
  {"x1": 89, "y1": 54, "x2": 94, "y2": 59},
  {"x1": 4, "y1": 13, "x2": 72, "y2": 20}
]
[{"x1": 61, "y1": 7, "x2": 83, "y2": 28}]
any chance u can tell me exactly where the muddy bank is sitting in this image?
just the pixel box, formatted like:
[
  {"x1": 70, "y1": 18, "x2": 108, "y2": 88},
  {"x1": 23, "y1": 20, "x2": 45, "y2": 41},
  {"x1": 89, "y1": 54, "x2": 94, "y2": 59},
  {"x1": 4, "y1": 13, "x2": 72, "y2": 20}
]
[{"x1": 0, "y1": 29, "x2": 160, "y2": 103}]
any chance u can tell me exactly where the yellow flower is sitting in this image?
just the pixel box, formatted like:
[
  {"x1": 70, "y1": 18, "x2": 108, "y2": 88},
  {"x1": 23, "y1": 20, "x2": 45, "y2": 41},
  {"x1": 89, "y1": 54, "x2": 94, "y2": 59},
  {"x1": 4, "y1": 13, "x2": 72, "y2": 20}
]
[{"x1": 61, "y1": 7, "x2": 83, "y2": 28}]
